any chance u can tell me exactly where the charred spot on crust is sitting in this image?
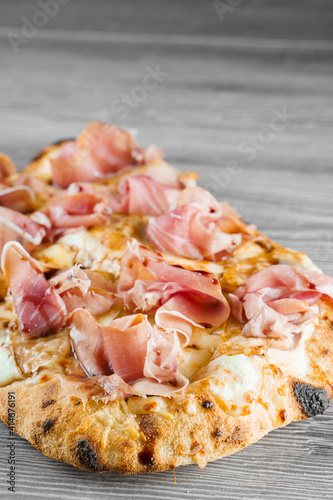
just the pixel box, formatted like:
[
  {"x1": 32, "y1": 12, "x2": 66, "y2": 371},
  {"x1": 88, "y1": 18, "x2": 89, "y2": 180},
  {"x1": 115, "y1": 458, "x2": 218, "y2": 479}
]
[
  {"x1": 77, "y1": 439, "x2": 102, "y2": 472},
  {"x1": 202, "y1": 400, "x2": 214, "y2": 409},
  {"x1": 293, "y1": 382, "x2": 329, "y2": 417},
  {"x1": 42, "y1": 418, "x2": 56, "y2": 433},
  {"x1": 42, "y1": 399, "x2": 55, "y2": 409},
  {"x1": 225, "y1": 425, "x2": 244, "y2": 446},
  {"x1": 279, "y1": 410, "x2": 287, "y2": 422},
  {"x1": 213, "y1": 428, "x2": 222, "y2": 438},
  {"x1": 138, "y1": 449, "x2": 154, "y2": 466}
]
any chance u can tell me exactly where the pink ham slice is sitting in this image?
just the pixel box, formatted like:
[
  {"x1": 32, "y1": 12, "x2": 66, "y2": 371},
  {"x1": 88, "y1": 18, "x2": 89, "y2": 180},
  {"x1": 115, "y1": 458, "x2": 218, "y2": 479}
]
[
  {"x1": 69, "y1": 310, "x2": 149, "y2": 382},
  {"x1": 0, "y1": 207, "x2": 47, "y2": 257},
  {"x1": 118, "y1": 242, "x2": 230, "y2": 342},
  {"x1": 12, "y1": 173, "x2": 54, "y2": 196},
  {"x1": 0, "y1": 185, "x2": 36, "y2": 213},
  {"x1": 43, "y1": 191, "x2": 112, "y2": 229},
  {"x1": 50, "y1": 121, "x2": 163, "y2": 188},
  {"x1": 109, "y1": 174, "x2": 183, "y2": 215},
  {"x1": 147, "y1": 186, "x2": 256, "y2": 261},
  {"x1": 108, "y1": 163, "x2": 197, "y2": 216},
  {"x1": 68, "y1": 309, "x2": 188, "y2": 397},
  {"x1": 0, "y1": 172, "x2": 53, "y2": 213},
  {"x1": 1, "y1": 242, "x2": 66, "y2": 338},
  {"x1": 230, "y1": 264, "x2": 333, "y2": 349},
  {"x1": 49, "y1": 266, "x2": 121, "y2": 317}
]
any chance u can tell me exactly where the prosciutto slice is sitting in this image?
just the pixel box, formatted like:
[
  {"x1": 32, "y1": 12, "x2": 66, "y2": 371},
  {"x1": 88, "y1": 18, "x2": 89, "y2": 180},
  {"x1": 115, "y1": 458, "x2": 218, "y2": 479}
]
[
  {"x1": 0, "y1": 185, "x2": 36, "y2": 213},
  {"x1": 109, "y1": 174, "x2": 183, "y2": 215},
  {"x1": 50, "y1": 121, "x2": 163, "y2": 188},
  {"x1": 49, "y1": 266, "x2": 120, "y2": 317},
  {"x1": 43, "y1": 191, "x2": 112, "y2": 229},
  {"x1": 1, "y1": 242, "x2": 66, "y2": 338},
  {"x1": 118, "y1": 242, "x2": 230, "y2": 344},
  {"x1": 230, "y1": 264, "x2": 333, "y2": 349},
  {"x1": 147, "y1": 186, "x2": 256, "y2": 261},
  {"x1": 108, "y1": 163, "x2": 197, "y2": 215},
  {"x1": 0, "y1": 207, "x2": 47, "y2": 257},
  {"x1": 68, "y1": 309, "x2": 188, "y2": 397},
  {"x1": 68, "y1": 310, "x2": 148, "y2": 381}
]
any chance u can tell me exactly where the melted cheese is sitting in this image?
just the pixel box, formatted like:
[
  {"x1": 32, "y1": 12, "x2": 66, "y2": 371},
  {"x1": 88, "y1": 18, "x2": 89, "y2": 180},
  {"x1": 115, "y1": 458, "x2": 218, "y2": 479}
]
[
  {"x1": 59, "y1": 230, "x2": 121, "y2": 274},
  {"x1": 267, "y1": 322, "x2": 315, "y2": 377},
  {"x1": 191, "y1": 354, "x2": 259, "y2": 414},
  {"x1": 223, "y1": 319, "x2": 315, "y2": 380},
  {"x1": 0, "y1": 333, "x2": 22, "y2": 386}
]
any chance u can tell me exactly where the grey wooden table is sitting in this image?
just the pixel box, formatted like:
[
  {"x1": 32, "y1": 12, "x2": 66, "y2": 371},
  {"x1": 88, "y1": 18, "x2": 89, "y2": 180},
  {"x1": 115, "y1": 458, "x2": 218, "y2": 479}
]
[{"x1": 0, "y1": 1, "x2": 333, "y2": 499}]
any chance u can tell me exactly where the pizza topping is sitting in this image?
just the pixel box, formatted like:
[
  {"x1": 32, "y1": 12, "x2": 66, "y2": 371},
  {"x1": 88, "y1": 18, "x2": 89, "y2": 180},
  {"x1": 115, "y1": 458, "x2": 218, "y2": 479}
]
[
  {"x1": 2, "y1": 243, "x2": 120, "y2": 338},
  {"x1": 118, "y1": 242, "x2": 230, "y2": 332},
  {"x1": 48, "y1": 265, "x2": 90, "y2": 294},
  {"x1": 0, "y1": 206, "x2": 47, "y2": 257},
  {"x1": 68, "y1": 309, "x2": 187, "y2": 395},
  {"x1": 49, "y1": 266, "x2": 120, "y2": 317},
  {"x1": 109, "y1": 174, "x2": 184, "y2": 215},
  {"x1": 230, "y1": 264, "x2": 333, "y2": 349},
  {"x1": 1, "y1": 242, "x2": 66, "y2": 339},
  {"x1": 42, "y1": 191, "x2": 112, "y2": 229},
  {"x1": 50, "y1": 121, "x2": 163, "y2": 188},
  {"x1": 146, "y1": 186, "x2": 256, "y2": 261},
  {"x1": 108, "y1": 163, "x2": 197, "y2": 216},
  {"x1": 0, "y1": 184, "x2": 36, "y2": 213}
]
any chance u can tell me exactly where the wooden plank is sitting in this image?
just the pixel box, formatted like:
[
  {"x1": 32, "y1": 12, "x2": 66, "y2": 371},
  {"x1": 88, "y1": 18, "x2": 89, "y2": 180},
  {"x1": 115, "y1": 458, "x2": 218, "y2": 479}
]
[
  {"x1": 0, "y1": 8, "x2": 333, "y2": 500},
  {"x1": 0, "y1": 0, "x2": 333, "y2": 41}
]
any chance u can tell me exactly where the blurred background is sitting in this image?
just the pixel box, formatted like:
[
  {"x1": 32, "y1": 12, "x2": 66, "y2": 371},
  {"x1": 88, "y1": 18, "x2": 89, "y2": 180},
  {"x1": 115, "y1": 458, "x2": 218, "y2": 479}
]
[{"x1": 0, "y1": 2, "x2": 333, "y2": 498}]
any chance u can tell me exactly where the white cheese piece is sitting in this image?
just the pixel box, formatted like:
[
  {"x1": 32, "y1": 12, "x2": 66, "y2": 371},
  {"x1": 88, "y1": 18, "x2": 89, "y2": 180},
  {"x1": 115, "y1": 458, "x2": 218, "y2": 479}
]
[
  {"x1": 191, "y1": 354, "x2": 259, "y2": 414},
  {"x1": 225, "y1": 321, "x2": 315, "y2": 378},
  {"x1": 59, "y1": 230, "x2": 121, "y2": 275},
  {"x1": 0, "y1": 334, "x2": 22, "y2": 387},
  {"x1": 267, "y1": 322, "x2": 315, "y2": 377}
]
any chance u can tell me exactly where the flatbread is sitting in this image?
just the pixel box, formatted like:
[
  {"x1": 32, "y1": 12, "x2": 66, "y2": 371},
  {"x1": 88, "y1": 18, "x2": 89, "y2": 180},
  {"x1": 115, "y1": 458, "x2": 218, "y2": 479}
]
[{"x1": 0, "y1": 132, "x2": 332, "y2": 474}]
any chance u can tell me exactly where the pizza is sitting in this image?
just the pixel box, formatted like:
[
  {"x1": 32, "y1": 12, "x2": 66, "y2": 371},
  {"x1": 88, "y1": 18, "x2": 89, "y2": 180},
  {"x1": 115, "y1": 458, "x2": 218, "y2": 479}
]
[{"x1": 0, "y1": 121, "x2": 332, "y2": 474}]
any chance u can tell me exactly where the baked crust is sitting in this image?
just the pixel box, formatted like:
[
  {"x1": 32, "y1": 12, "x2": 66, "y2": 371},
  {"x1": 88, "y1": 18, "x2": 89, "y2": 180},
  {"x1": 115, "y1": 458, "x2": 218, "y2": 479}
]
[
  {"x1": 0, "y1": 339, "x2": 331, "y2": 474},
  {"x1": 0, "y1": 145, "x2": 332, "y2": 474}
]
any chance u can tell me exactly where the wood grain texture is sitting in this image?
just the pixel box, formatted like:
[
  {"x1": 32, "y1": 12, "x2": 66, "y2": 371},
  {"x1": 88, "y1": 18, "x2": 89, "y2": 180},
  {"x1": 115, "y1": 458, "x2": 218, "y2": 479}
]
[
  {"x1": 1, "y1": 0, "x2": 333, "y2": 41},
  {"x1": 0, "y1": 1, "x2": 333, "y2": 499}
]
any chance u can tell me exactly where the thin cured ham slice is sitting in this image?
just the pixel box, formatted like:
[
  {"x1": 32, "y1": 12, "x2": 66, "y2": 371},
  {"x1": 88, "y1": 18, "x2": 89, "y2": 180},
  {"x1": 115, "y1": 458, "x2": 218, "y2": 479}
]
[
  {"x1": 0, "y1": 185, "x2": 36, "y2": 213},
  {"x1": 108, "y1": 163, "x2": 197, "y2": 216},
  {"x1": 49, "y1": 266, "x2": 120, "y2": 317},
  {"x1": 11, "y1": 173, "x2": 53, "y2": 196},
  {"x1": 43, "y1": 191, "x2": 112, "y2": 229},
  {"x1": 0, "y1": 207, "x2": 47, "y2": 257},
  {"x1": 68, "y1": 309, "x2": 188, "y2": 397},
  {"x1": 0, "y1": 174, "x2": 52, "y2": 213},
  {"x1": 2, "y1": 243, "x2": 120, "y2": 338},
  {"x1": 50, "y1": 121, "x2": 163, "y2": 188},
  {"x1": 109, "y1": 174, "x2": 183, "y2": 215},
  {"x1": 118, "y1": 242, "x2": 230, "y2": 344},
  {"x1": 147, "y1": 186, "x2": 256, "y2": 261},
  {"x1": 1, "y1": 242, "x2": 66, "y2": 338},
  {"x1": 69, "y1": 310, "x2": 149, "y2": 381},
  {"x1": 230, "y1": 264, "x2": 333, "y2": 349}
]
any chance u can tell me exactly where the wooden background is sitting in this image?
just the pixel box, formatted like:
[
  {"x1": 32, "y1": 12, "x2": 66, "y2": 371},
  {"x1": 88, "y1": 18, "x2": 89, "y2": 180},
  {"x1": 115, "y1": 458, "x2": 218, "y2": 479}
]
[{"x1": 0, "y1": 1, "x2": 333, "y2": 498}]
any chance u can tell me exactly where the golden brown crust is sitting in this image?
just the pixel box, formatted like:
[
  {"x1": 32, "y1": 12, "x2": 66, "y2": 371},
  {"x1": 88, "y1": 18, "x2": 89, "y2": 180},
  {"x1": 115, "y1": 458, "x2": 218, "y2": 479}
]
[{"x1": 0, "y1": 349, "x2": 331, "y2": 474}]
